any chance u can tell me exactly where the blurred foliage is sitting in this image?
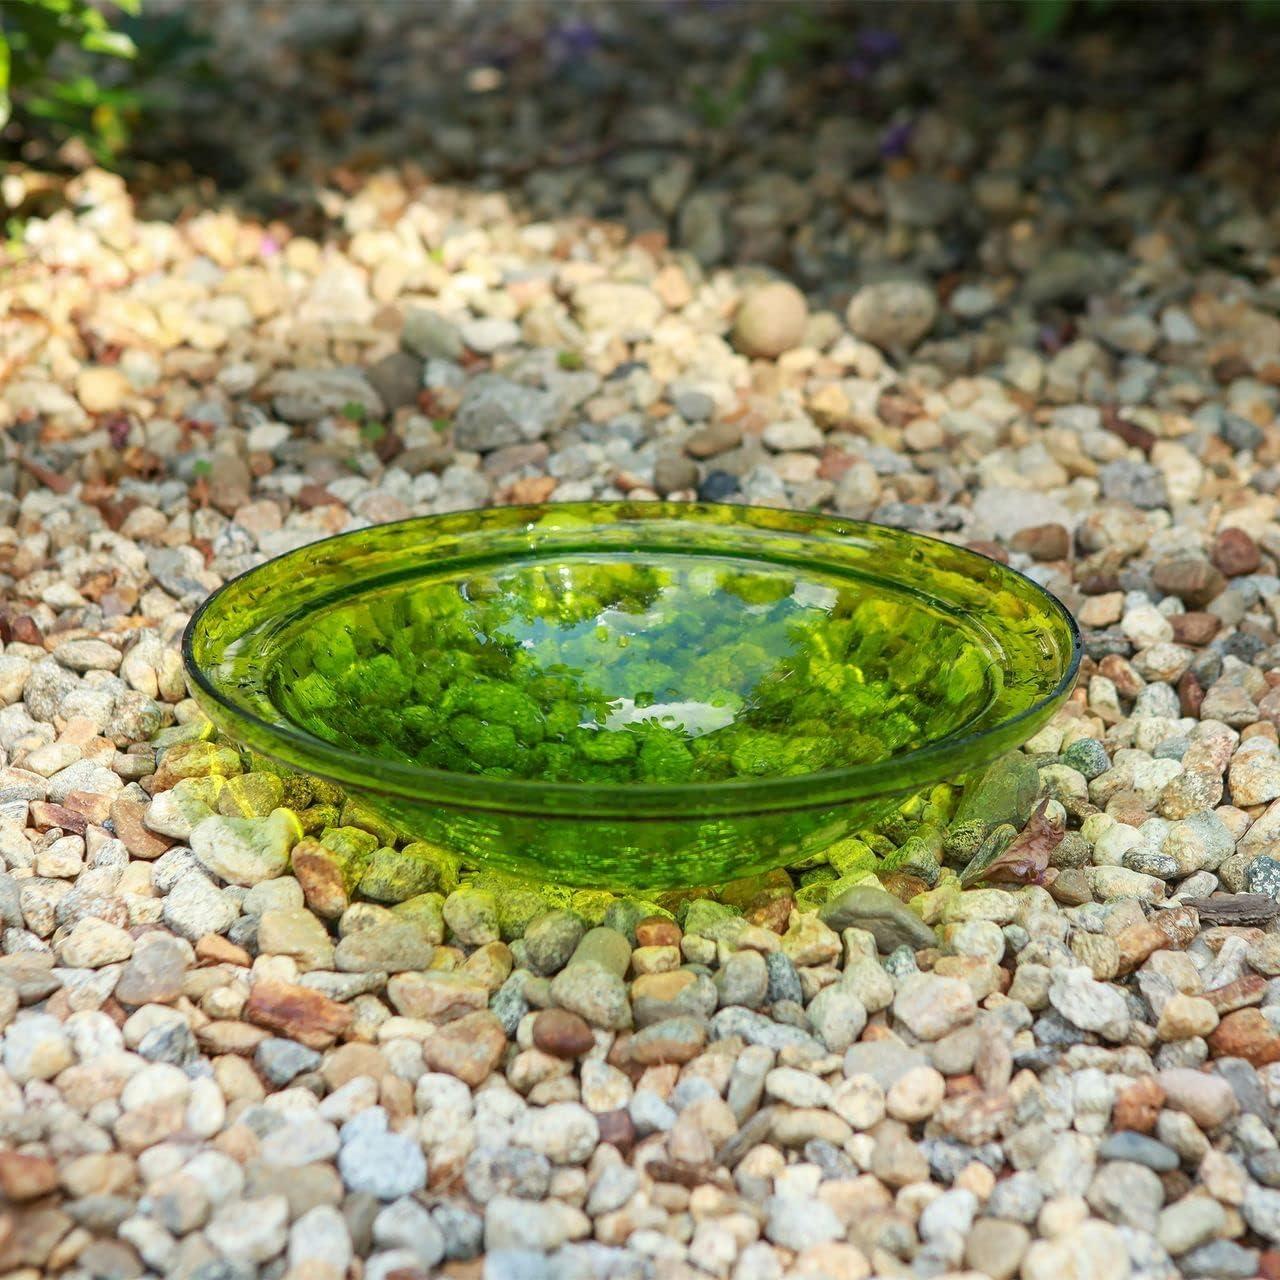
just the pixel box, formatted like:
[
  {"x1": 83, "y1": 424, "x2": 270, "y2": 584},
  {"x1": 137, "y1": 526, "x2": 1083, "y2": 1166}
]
[
  {"x1": 691, "y1": 7, "x2": 836, "y2": 128},
  {"x1": 0, "y1": 0, "x2": 209, "y2": 164},
  {"x1": 1024, "y1": 0, "x2": 1280, "y2": 34}
]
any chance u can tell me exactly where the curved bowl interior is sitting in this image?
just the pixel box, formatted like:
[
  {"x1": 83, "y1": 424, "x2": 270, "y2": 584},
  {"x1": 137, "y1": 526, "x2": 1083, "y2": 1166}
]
[{"x1": 184, "y1": 502, "x2": 1080, "y2": 889}]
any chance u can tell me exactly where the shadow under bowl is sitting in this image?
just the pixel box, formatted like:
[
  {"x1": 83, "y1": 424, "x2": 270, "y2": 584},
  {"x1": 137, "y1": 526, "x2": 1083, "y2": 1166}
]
[{"x1": 182, "y1": 502, "x2": 1081, "y2": 891}]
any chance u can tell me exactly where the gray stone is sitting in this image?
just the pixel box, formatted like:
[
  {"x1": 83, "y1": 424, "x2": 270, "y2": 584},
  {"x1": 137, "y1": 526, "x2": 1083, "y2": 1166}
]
[
  {"x1": 819, "y1": 885, "x2": 936, "y2": 951},
  {"x1": 1097, "y1": 1131, "x2": 1178, "y2": 1172},
  {"x1": 764, "y1": 951, "x2": 803, "y2": 1005},
  {"x1": 710, "y1": 1005, "x2": 823, "y2": 1053},
  {"x1": 162, "y1": 873, "x2": 239, "y2": 941},
  {"x1": 254, "y1": 1038, "x2": 322, "y2": 1086},
  {"x1": 372, "y1": 1196, "x2": 445, "y2": 1268},
  {"x1": 433, "y1": 1202, "x2": 483, "y2": 1261},
  {"x1": 1180, "y1": 1240, "x2": 1260, "y2": 1279},
  {"x1": 764, "y1": 1195, "x2": 842, "y2": 1250},
  {"x1": 1243, "y1": 1184, "x2": 1280, "y2": 1244},
  {"x1": 1049, "y1": 966, "x2": 1130, "y2": 1041},
  {"x1": 524, "y1": 911, "x2": 586, "y2": 975},
  {"x1": 265, "y1": 368, "x2": 384, "y2": 424},
  {"x1": 334, "y1": 922, "x2": 434, "y2": 973},
  {"x1": 715, "y1": 949, "x2": 768, "y2": 1009},
  {"x1": 1246, "y1": 855, "x2": 1280, "y2": 900},
  {"x1": 337, "y1": 1109, "x2": 427, "y2": 1200},
  {"x1": 1157, "y1": 1197, "x2": 1227, "y2": 1256},
  {"x1": 1085, "y1": 1160, "x2": 1165, "y2": 1232},
  {"x1": 843, "y1": 1039, "x2": 928, "y2": 1089},
  {"x1": 402, "y1": 308, "x2": 463, "y2": 360},
  {"x1": 453, "y1": 375, "x2": 559, "y2": 451}
]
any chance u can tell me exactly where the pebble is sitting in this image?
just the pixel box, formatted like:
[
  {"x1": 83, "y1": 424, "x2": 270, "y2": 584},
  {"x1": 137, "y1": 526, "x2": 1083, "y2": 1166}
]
[
  {"x1": 513, "y1": 1103, "x2": 599, "y2": 1165},
  {"x1": 733, "y1": 281, "x2": 808, "y2": 358},
  {"x1": 892, "y1": 973, "x2": 977, "y2": 1040},
  {"x1": 765, "y1": 1194, "x2": 842, "y2": 1250},
  {"x1": 337, "y1": 1109, "x2": 427, "y2": 1200},
  {"x1": 189, "y1": 810, "x2": 301, "y2": 886},
  {"x1": 821, "y1": 885, "x2": 936, "y2": 951},
  {"x1": 846, "y1": 279, "x2": 938, "y2": 350}
]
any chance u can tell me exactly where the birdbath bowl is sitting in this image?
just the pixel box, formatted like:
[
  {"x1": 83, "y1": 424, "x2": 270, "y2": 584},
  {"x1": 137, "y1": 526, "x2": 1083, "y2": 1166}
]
[{"x1": 183, "y1": 502, "x2": 1080, "y2": 891}]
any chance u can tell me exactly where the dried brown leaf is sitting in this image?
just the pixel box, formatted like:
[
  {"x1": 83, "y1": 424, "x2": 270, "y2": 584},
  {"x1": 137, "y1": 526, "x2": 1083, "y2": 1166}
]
[{"x1": 961, "y1": 797, "x2": 1063, "y2": 888}]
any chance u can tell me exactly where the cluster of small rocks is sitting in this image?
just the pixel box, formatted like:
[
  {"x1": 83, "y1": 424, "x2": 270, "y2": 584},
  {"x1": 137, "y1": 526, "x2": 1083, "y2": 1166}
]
[{"x1": 7, "y1": 3, "x2": 1280, "y2": 1279}]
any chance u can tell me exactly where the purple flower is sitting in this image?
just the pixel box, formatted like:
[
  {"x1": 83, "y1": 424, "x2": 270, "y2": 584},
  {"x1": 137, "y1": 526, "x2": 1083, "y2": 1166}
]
[
  {"x1": 550, "y1": 19, "x2": 603, "y2": 63},
  {"x1": 858, "y1": 28, "x2": 902, "y2": 60},
  {"x1": 879, "y1": 120, "x2": 914, "y2": 159},
  {"x1": 1038, "y1": 324, "x2": 1066, "y2": 354},
  {"x1": 843, "y1": 56, "x2": 873, "y2": 82}
]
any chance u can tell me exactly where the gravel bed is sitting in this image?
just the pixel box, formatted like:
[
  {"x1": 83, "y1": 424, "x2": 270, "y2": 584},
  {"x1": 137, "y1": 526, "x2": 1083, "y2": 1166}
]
[{"x1": 5, "y1": 4, "x2": 1280, "y2": 1279}]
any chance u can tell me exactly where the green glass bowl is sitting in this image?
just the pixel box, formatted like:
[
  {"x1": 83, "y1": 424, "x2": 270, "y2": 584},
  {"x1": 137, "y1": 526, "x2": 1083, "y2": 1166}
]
[{"x1": 182, "y1": 502, "x2": 1080, "y2": 891}]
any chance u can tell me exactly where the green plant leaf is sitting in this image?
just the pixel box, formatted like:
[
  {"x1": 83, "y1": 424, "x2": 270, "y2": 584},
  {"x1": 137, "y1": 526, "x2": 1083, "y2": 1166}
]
[
  {"x1": 110, "y1": 0, "x2": 143, "y2": 15},
  {"x1": 0, "y1": 36, "x2": 11, "y2": 129},
  {"x1": 81, "y1": 28, "x2": 136, "y2": 59},
  {"x1": 1027, "y1": 0, "x2": 1072, "y2": 35}
]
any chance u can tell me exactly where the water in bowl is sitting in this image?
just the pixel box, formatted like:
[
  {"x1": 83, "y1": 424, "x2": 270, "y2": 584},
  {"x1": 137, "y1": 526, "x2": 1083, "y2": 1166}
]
[{"x1": 260, "y1": 553, "x2": 1041, "y2": 787}]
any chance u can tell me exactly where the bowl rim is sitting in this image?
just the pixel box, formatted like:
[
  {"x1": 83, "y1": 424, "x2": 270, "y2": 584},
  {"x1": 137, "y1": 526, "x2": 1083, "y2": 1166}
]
[{"x1": 182, "y1": 501, "x2": 1082, "y2": 818}]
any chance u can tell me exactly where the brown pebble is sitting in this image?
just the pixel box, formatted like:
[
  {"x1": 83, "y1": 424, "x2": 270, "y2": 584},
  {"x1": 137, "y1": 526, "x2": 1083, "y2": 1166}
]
[
  {"x1": 0, "y1": 1152, "x2": 58, "y2": 1201},
  {"x1": 634, "y1": 917, "x2": 681, "y2": 948},
  {"x1": 244, "y1": 979, "x2": 352, "y2": 1049},
  {"x1": 1212, "y1": 527, "x2": 1261, "y2": 577},
  {"x1": 1115, "y1": 921, "x2": 1171, "y2": 975},
  {"x1": 1106, "y1": 791, "x2": 1154, "y2": 826},
  {"x1": 880, "y1": 873, "x2": 930, "y2": 903},
  {"x1": 1155, "y1": 906, "x2": 1202, "y2": 949},
  {"x1": 62, "y1": 790, "x2": 112, "y2": 827},
  {"x1": 196, "y1": 935, "x2": 251, "y2": 967},
  {"x1": 110, "y1": 795, "x2": 173, "y2": 860},
  {"x1": 597, "y1": 1108, "x2": 636, "y2": 1153},
  {"x1": 532, "y1": 1008, "x2": 595, "y2": 1058},
  {"x1": 1112, "y1": 1075, "x2": 1165, "y2": 1133},
  {"x1": 1160, "y1": 1169, "x2": 1193, "y2": 1203},
  {"x1": 1048, "y1": 868, "x2": 1093, "y2": 906},
  {"x1": 296, "y1": 484, "x2": 344, "y2": 509},
  {"x1": 1203, "y1": 974, "x2": 1267, "y2": 1014},
  {"x1": 1152, "y1": 556, "x2": 1226, "y2": 608},
  {"x1": 379, "y1": 1073, "x2": 415, "y2": 1119},
  {"x1": 28, "y1": 801, "x2": 88, "y2": 835},
  {"x1": 421, "y1": 1010, "x2": 507, "y2": 1086},
  {"x1": 322, "y1": 1042, "x2": 389, "y2": 1088},
  {"x1": 965, "y1": 540, "x2": 1010, "y2": 565},
  {"x1": 1010, "y1": 523, "x2": 1070, "y2": 561},
  {"x1": 1098, "y1": 654, "x2": 1143, "y2": 699},
  {"x1": 1169, "y1": 612, "x2": 1220, "y2": 646},
  {"x1": 1213, "y1": 354, "x2": 1253, "y2": 384},
  {"x1": 1178, "y1": 671, "x2": 1205, "y2": 719},
  {"x1": 746, "y1": 894, "x2": 793, "y2": 933},
  {"x1": 1078, "y1": 572, "x2": 1120, "y2": 595},
  {"x1": 1208, "y1": 1009, "x2": 1280, "y2": 1066},
  {"x1": 12, "y1": 615, "x2": 43, "y2": 645},
  {"x1": 685, "y1": 421, "x2": 742, "y2": 458}
]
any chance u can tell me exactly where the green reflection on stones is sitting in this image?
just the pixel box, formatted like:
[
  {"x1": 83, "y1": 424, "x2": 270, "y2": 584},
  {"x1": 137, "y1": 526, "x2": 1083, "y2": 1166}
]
[{"x1": 268, "y1": 555, "x2": 1013, "y2": 787}]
